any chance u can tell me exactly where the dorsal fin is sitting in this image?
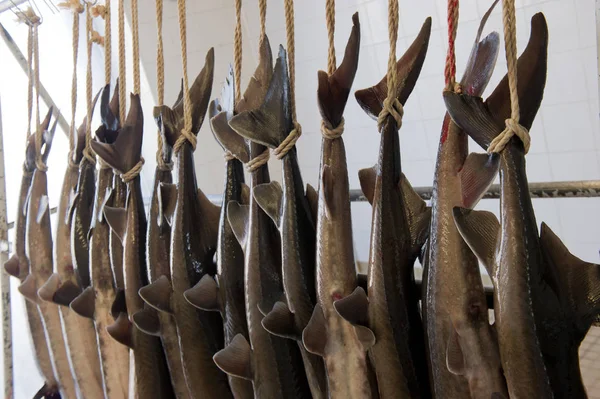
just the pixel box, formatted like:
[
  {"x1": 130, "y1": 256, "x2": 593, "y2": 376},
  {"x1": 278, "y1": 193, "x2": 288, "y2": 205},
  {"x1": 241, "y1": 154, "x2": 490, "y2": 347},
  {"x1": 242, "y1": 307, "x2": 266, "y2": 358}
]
[
  {"x1": 18, "y1": 274, "x2": 39, "y2": 303},
  {"x1": 158, "y1": 183, "x2": 177, "y2": 226},
  {"x1": 458, "y1": 153, "x2": 500, "y2": 208},
  {"x1": 227, "y1": 201, "x2": 250, "y2": 250},
  {"x1": 453, "y1": 207, "x2": 500, "y2": 277},
  {"x1": 91, "y1": 94, "x2": 144, "y2": 174},
  {"x1": 229, "y1": 46, "x2": 293, "y2": 149},
  {"x1": 70, "y1": 286, "x2": 96, "y2": 319},
  {"x1": 107, "y1": 312, "x2": 134, "y2": 348},
  {"x1": 184, "y1": 274, "x2": 221, "y2": 312},
  {"x1": 197, "y1": 189, "x2": 221, "y2": 227},
  {"x1": 103, "y1": 206, "x2": 127, "y2": 243},
  {"x1": 253, "y1": 181, "x2": 283, "y2": 228},
  {"x1": 53, "y1": 280, "x2": 82, "y2": 307},
  {"x1": 138, "y1": 275, "x2": 173, "y2": 313},
  {"x1": 355, "y1": 17, "x2": 431, "y2": 119},
  {"x1": 303, "y1": 304, "x2": 327, "y2": 356},
  {"x1": 154, "y1": 48, "x2": 215, "y2": 147},
  {"x1": 358, "y1": 165, "x2": 377, "y2": 205},
  {"x1": 213, "y1": 334, "x2": 253, "y2": 381},
  {"x1": 399, "y1": 174, "x2": 431, "y2": 251},
  {"x1": 317, "y1": 13, "x2": 360, "y2": 127},
  {"x1": 334, "y1": 287, "x2": 369, "y2": 326},
  {"x1": 262, "y1": 301, "x2": 298, "y2": 340},
  {"x1": 132, "y1": 307, "x2": 161, "y2": 336},
  {"x1": 237, "y1": 35, "x2": 273, "y2": 113},
  {"x1": 37, "y1": 273, "x2": 61, "y2": 303}
]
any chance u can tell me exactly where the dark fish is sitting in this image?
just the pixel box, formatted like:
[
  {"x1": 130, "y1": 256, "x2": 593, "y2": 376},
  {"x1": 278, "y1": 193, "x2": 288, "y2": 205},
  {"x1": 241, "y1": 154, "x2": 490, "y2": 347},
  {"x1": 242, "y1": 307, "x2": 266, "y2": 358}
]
[
  {"x1": 91, "y1": 94, "x2": 175, "y2": 399},
  {"x1": 444, "y1": 13, "x2": 554, "y2": 398},
  {"x1": 335, "y1": 18, "x2": 431, "y2": 398},
  {"x1": 141, "y1": 48, "x2": 232, "y2": 398},
  {"x1": 132, "y1": 83, "x2": 190, "y2": 399},
  {"x1": 183, "y1": 65, "x2": 253, "y2": 399},
  {"x1": 19, "y1": 109, "x2": 79, "y2": 398},
  {"x1": 422, "y1": 4, "x2": 507, "y2": 398},
  {"x1": 230, "y1": 41, "x2": 326, "y2": 397},
  {"x1": 38, "y1": 91, "x2": 105, "y2": 399},
  {"x1": 6, "y1": 108, "x2": 59, "y2": 397},
  {"x1": 300, "y1": 14, "x2": 374, "y2": 399}
]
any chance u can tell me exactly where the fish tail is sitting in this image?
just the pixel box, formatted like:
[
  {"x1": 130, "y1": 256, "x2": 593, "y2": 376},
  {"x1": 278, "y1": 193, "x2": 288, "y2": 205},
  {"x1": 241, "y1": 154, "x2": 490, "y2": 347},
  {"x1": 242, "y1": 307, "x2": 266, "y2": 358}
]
[
  {"x1": 444, "y1": 13, "x2": 548, "y2": 152},
  {"x1": 354, "y1": 17, "x2": 431, "y2": 119},
  {"x1": 32, "y1": 382, "x2": 60, "y2": 399}
]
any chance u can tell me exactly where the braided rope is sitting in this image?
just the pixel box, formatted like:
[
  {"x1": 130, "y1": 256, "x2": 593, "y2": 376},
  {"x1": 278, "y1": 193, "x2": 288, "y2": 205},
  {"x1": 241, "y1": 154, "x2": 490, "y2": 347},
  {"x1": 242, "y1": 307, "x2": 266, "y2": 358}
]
[
  {"x1": 91, "y1": 4, "x2": 106, "y2": 18},
  {"x1": 444, "y1": 0, "x2": 460, "y2": 92},
  {"x1": 26, "y1": 24, "x2": 33, "y2": 139},
  {"x1": 154, "y1": 0, "x2": 171, "y2": 169},
  {"x1": 121, "y1": 158, "x2": 144, "y2": 183},
  {"x1": 325, "y1": 0, "x2": 336, "y2": 75},
  {"x1": 488, "y1": 0, "x2": 530, "y2": 153},
  {"x1": 104, "y1": 0, "x2": 111, "y2": 85},
  {"x1": 321, "y1": 118, "x2": 344, "y2": 140},
  {"x1": 32, "y1": 22, "x2": 46, "y2": 171},
  {"x1": 91, "y1": 30, "x2": 104, "y2": 46},
  {"x1": 246, "y1": 148, "x2": 270, "y2": 172},
  {"x1": 118, "y1": 0, "x2": 126, "y2": 122},
  {"x1": 273, "y1": 122, "x2": 301, "y2": 159},
  {"x1": 258, "y1": 0, "x2": 266, "y2": 45},
  {"x1": 83, "y1": 2, "x2": 96, "y2": 165},
  {"x1": 131, "y1": 0, "x2": 140, "y2": 94},
  {"x1": 234, "y1": 0, "x2": 242, "y2": 105}
]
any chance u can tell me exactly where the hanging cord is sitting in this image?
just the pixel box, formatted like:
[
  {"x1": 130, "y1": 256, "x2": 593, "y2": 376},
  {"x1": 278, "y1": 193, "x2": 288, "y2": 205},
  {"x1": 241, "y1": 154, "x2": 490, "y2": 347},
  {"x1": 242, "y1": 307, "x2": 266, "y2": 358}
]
[
  {"x1": 117, "y1": 0, "x2": 126, "y2": 122},
  {"x1": 32, "y1": 20, "x2": 46, "y2": 171},
  {"x1": 234, "y1": 0, "x2": 242, "y2": 105},
  {"x1": 25, "y1": 23, "x2": 34, "y2": 139},
  {"x1": 172, "y1": 0, "x2": 197, "y2": 154},
  {"x1": 444, "y1": 0, "x2": 460, "y2": 92},
  {"x1": 258, "y1": 0, "x2": 266, "y2": 45},
  {"x1": 154, "y1": 0, "x2": 172, "y2": 170},
  {"x1": 488, "y1": 0, "x2": 530, "y2": 154},
  {"x1": 376, "y1": 0, "x2": 404, "y2": 132},
  {"x1": 82, "y1": 2, "x2": 96, "y2": 165},
  {"x1": 131, "y1": 0, "x2": 140, "y2": 94},
  {"x1": 273, "y1": 0, "x2": 301, "y2": 159},
  {"x1": 103, "y1": 0, "x2": 111, "y2": 85}
]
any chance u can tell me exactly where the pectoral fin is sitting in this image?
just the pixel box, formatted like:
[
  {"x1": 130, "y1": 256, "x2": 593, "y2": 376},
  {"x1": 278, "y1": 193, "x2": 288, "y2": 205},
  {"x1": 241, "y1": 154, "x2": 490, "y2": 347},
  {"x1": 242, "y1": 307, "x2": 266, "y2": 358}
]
[
  {"x1": 36, "y1": 195, "x2": 49, "y2": 224},
  {"x1": 103, "y1": 206, "x2": 127, "y2": 243},
  {"x1": 354, "y1": 325, "x2": 376, "y2": 351},
  {"x1": 458, "y1": 152, "x2": 499, "y2": 208},
  {"x1": 213, "y1": 334, "x2": 253, "y2": 381},
  {"x1": 138, "y1": 275, "x2": 173, "y2": 313},
  {"x1": 334, "y1": 287, "x2": 369, "y2": 326},
  {"x1": 358, "y1": 165, "x2": 376, "y2": 205},
  {"x1": 446, "y1": 325, "x2": 466, "y2": 375},
  {"x1": 453, "y1": 207, "x2": 499, "y2": 277},
  {"x1": 107, "y1": 312, "x2": 134, "y2": 348},
  {"x1": 262, "y1": 301, "x2": 299, "y2": 340},
  {"x1": 70, "y1": 286, "x2": 96, "y2": 319},
  {"x1": 303, "y1": 303, "x2": 327, "y2": 356},
  {"x1": 253, "y1": 181, "x2": 283, "y2": 228},
  {"x1": 184, "y1": 274, "x2": 221, "y2": 312},
  {"x1": 132, "y1": 307, "x2": 161, "y2": 336}
]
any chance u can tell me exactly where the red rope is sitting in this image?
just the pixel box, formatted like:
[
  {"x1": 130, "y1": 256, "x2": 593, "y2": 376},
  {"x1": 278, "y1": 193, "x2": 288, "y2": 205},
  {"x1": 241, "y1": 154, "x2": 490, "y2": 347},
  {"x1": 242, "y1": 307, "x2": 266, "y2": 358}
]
[{"x1": 444, "y1": 0, "x2": 459, "y2": 91}]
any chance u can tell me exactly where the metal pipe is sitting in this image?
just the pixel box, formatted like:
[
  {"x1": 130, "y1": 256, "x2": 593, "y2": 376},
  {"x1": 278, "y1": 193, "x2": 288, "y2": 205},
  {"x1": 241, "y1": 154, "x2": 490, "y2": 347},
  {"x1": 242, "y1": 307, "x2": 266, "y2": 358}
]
[
  {"x1": 0, "y1": 22, "x2": 69, "y2": 136},
  {"x1": 0, "y1": 0, "x2": 27, "y2": 14}
]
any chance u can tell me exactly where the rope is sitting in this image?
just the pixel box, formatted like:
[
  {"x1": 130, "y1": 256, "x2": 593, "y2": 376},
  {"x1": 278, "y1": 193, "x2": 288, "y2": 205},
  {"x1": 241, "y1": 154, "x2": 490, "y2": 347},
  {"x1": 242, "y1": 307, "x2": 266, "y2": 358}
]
[
  {"x1": 154, "y1": 0, "x2": 172, "y2": 170},
  {"x1": 246, "y1": 148, "x2": 270, "y2": 172},
  {"x1": 121, "y1": 158, "x2": 144, "y2": 183},
  {"x1": 91, "y1": 30, "x2": 104, "y2": 46},
  {"x1": 325, "y1": 0, "x2": 336, "y2": 75},
  {"x1": 32, "y1": 22, "x2": 46, "y2": 171},
  {"x1": 91, "y1": 4, "x2": 106, "y2": 18},
  {"x1": 234, "y1": 0, "x2": 242, "y2": 105},
  {"x1": 488, "y1": 0, "x2": 530, "y2": 154},
  {"x1": 224, "y1": 151, "x2": 235, "y2": 161},
  {"x1": 444, "y1": 0, "x2": 460, "y2": 92},
  {"x1": 104, "y1": 0, "x2": 111, "y2": 85},
  {"x1": 276, "y1": 0, "x2": 302, "y2": 159},
  {"x1": 174, "y1": 0, "x2": 196, "y2": 154},
  {"x1": 26, "y1": 24, "x2": 33, "y2": 139},
  {"x1": 118, "y1": 0, "x2": 126, "y2": 122},
  {"x1": 258, "y1": 0, "x2": 266, "y2": 45},
  {"x1": 377, "y1": 0, "x2": 404, "y2": 132},
  {"x1": 131, "y1": 0, "x2": 140, "y2": 94},
  {"x1": 321, "y1": 118, "x2": 344, "y2": 140},
  {"x1": 83, "y1": 2, "x2": 96, "y2": 165}
]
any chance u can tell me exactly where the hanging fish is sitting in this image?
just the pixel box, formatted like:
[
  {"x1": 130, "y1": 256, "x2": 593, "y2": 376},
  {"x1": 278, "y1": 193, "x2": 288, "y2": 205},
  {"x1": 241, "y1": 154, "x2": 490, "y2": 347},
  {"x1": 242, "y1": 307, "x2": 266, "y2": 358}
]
[
  {"x1": 142, "y1": 48, "x2": 232, "y2": 398},
  {"x1": 132, "y1": 82, "x2": 191, "y2": 399},
  {"x1": 422, "y1": 3, "x2": 507, "y2": 398},
  {"x1": 299, "y1": 14, "x2": 375, "y2": 399},
  {"x1": 91, "y1": 94, "x2": 175, "y2": 399},
  {"x1": 229, "y1": 40, "x2": 326, "y2": 398},
  {"x1": 335, "y1": 18, "x2": 431, "y2": 398},
  {"x1": 37, "y1": 90, "x2": 105, "y2": 399},
  {"x1": 6, "y1": 108, "x2": 59, "y2": 398},
  {"x1": 445, "y1": 13, "x2": 554, "y2": 398},
  {"x1": 19, "y1": 108, "x2": 79, "y2": 398},
  {"x1": 183, "y1": 64, "x2": 253, "y2": 399},
  {"x1": 69, "y1": 82, "x2": 130, "y2": 399}
]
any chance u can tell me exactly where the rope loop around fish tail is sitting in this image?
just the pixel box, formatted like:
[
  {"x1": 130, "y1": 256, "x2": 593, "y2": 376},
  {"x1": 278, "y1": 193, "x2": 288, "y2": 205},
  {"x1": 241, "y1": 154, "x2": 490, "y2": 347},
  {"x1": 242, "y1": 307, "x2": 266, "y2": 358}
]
[
  {"x1": 444, "y1": 0, "x2": 460, "y2": 93},
  {"x1": 377, "y1": 97, "x2": 404, "y2": 131},
  {"x1": 120, "y1": 157, "x2": 145, "y2": 183},
  {"x1": 246, "y1": 148, "x2": 270, "y2": 172},
  {"x1": 488, "y1": 0, "x2": 531, "y2": 154},
  {"x1": 321, "y1": 118, "x2": 344, "y2": 140},
  {"x1": 273, "y1": 121, "x2": 302, "y2": 159},
  {"x1": 224, "y1": 151, "x2": 236, "y2": 162},
  {"x1": 173, "y1": 129, "x2": 197, "y2": 154}
]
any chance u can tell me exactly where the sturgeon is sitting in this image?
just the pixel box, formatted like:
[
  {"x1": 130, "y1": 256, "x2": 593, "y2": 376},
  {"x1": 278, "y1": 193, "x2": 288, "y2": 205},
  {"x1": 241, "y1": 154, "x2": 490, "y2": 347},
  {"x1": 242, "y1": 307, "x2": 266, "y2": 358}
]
[
  {"x1": 183, "y1": 65, "x2": 253, "y2": 399},
  {"x1": 19, "y1": 109, "x2": 79, "y2": 398},
  {"x1": 444, "y1": 13, "x2": 554, "y2": 398},
  {"x1": 6, "y1": 108, "x2": 59, "y2": 397},
  {"x1": 422, "y1": 4, "x2": 507, "y2": 398},
  {"x1": 230, "y1": 42, "x2": 326, "y2": 398},
  {"x1": 38, "y1": 91, "x2": 105, "y2": 399},
  {"x1": 91, "y1": 93, "x2": 175, "y2": 398},
  {"x1": 334, "y1": 18, "x2": 431, "y2": 398},
  {"x1": 132, "y1": 84, "x2": 190, "y2": 399},
  {"x1": 141, "y1": 48, "x2": 232, "y2": 398}
]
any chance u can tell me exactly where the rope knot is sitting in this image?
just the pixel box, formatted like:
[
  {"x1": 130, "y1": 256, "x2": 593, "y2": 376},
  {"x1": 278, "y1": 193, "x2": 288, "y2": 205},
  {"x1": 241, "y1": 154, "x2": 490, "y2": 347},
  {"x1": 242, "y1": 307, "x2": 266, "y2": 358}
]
[
  {"x1": 35, "y1": 157, "x2": 48, "y2": 172},
  {"x1": 273, "y1": 122, "x2": 301, "y2": 159},
  {"x1": 82, "y1": 147, "x2": 97, "y2": 165},
  {"x1": 120, "y1": 157, "x2": 144, "y2": 183},
  {"x1": 246, "y1": 148, "x2": 270, "y2": 172},
  {"x1": 377, "y1": 98, "x2": 404, "y2": 131},
  {"x1": 488, "y1": 118, "x2": 530, "y2": 154},
  {"x1": 173, "y1": 128, "x2": 197, "y2": 154},
  {"x1": 91, "y1": 31, "x2": 104, "y2": 46},
  {"x1": 58, "y1": 0, "x2": 84, "y2": 14},
  {"x1": 157, "y1": 157, "x2": 173, "y2": 171},
  {"x1": 321, "y1": 118, "x2": 344, "y2": 140},
  {"x1": 224, "y1": 151, "x2": 236, "y2": 162},
  {"x1": 91, "y1": 4, "x2": 106, "y2": 18},
  {"x1": 15, "y1": 8, "x2": 41, "y2": 26}
]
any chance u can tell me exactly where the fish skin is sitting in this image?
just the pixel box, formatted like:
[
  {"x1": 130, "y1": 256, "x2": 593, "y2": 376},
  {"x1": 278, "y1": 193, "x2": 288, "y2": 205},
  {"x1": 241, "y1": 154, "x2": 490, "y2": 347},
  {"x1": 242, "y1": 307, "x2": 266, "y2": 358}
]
[
  {"x1": 423, "y1": 4, "x2": 507, "y2": 398},
  {"x1": 110, "y1": 173, "x2": 126, "y2": 290},
  {"x1": 6, "y1": 109, "x2": 58, "y2": 395},
  {"x1": 150, "y1": 48, "x2": 232, "y2": 398},
  {"x1": 230, "y1": 44, "x2": 325, "y2": 398},
  {"x1": 345, "y1": 18, "x2": 431, "y2": 399},
  {"x1": 444, "y1": 13, "x2": 554, "y2": 398},
  {"x1": 92, "y1": 93, "x2": 175, "y2": 399}
]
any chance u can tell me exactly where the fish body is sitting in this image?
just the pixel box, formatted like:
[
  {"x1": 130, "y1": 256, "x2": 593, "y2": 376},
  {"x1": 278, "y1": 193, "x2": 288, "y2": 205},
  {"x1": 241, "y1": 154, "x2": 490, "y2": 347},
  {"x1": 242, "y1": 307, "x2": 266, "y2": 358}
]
[
  {"x1": 92, "y1": 93, "x2": 174, "y2": 399},
  {"x1": 110, "y1": 173, "x2": 126, "y2": 290},
  {"x1": 445, "y1": 13, "x2": 554, "y2": 398},
  {"x1": 423, "y1": 5, "x2": 506, "y2": 398}
]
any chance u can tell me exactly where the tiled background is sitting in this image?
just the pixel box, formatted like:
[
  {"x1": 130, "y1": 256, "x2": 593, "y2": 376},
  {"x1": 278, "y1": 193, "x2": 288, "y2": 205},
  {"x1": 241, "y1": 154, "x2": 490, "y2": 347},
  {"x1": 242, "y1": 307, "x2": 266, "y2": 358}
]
[{"x1": 0, "y1": 0, "x2": 599, "y2": 397}]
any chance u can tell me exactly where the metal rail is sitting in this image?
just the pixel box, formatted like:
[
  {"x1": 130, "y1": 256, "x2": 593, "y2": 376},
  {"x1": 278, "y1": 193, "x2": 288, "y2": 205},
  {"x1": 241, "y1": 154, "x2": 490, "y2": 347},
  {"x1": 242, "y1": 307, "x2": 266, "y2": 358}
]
[{"x1": 0, "y1": 0, "x2": 27, "y2": 14}]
